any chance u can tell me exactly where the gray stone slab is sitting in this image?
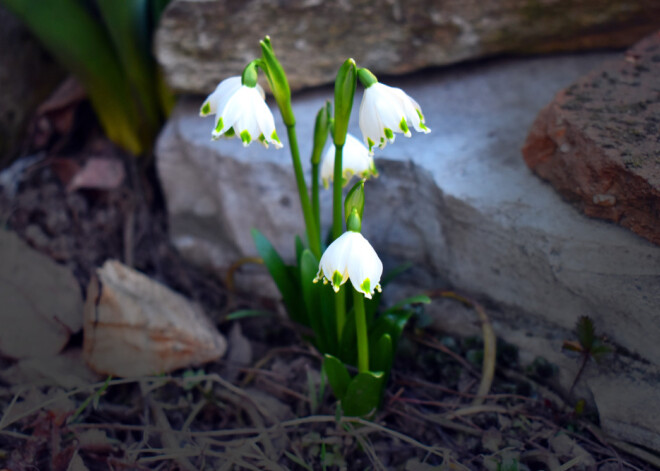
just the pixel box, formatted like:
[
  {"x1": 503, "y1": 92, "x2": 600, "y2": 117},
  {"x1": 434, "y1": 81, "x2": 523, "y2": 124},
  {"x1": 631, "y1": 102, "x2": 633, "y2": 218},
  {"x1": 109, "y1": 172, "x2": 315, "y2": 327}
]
[{"x1": 156, "y1": 51, "x2": 660, "y2": 449}]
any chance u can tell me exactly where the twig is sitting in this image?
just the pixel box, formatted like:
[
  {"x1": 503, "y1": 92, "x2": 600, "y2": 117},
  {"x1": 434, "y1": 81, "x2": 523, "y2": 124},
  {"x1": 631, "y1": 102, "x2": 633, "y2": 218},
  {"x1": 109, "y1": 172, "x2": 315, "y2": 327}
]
[
  {"x1": 413, "y1": 335, "x2": 479, "y2": 377},
  {"x1": 429, "y1": 290, "x2": 497, "y2": 406},
  {"x1": 0, "y1": 389, "x2": 22, "y2": 430},
  {"x1": 443, "y1": 404, "x2": 510, "y2": 419},
  {"x1": 148, "y1": 397, "x2": 198, "y2": 471}
]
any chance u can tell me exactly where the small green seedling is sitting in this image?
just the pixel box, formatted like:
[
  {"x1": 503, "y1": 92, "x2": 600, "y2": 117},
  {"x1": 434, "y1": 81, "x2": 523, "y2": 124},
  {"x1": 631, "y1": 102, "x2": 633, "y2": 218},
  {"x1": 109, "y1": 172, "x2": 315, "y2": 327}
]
[{"x1": 563, "y1": 316, "x2": 612, "y2": 396}]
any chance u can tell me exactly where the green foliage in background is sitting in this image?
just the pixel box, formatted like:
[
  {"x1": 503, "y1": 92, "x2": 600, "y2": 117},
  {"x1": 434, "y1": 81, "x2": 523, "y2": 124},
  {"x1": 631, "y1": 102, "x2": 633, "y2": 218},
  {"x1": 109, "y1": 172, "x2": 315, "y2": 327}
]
[{"x1": 2, "y1": 0, "x2": 174, "y2": 156}]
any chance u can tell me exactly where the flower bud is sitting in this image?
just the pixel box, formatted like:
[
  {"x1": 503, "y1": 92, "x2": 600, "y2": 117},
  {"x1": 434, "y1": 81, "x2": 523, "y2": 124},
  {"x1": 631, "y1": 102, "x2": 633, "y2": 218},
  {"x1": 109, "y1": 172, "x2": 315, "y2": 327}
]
[
  {"x1": 344, "y1": 179, "x2": 365, "y2": 226},
  {"x1": 346, "y1": 208, "x2": 361, "y2": 233},
  {"x1": 241, "y1": 60, "x2": 259, "y2": 88},
  {"x1": 311, "y1": 101, "x2": 332, "y2": 165},
  {"x1": 333, "y1": 58, "x2": 357, "y2": 147},
  {"x1": 260, "y1": 36, "x2": 295, "y2": 126},
  {"x1": 357, "y1": 67, "x2": 378, "y2": 88}
]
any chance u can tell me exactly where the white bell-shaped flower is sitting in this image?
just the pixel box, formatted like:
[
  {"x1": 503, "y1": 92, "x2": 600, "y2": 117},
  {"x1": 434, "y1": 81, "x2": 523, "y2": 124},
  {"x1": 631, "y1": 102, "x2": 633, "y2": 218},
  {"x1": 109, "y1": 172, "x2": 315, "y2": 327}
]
[
  {"x1": 358, "y1": 82, "x2": 430, "y2": 154},
  {"x1": 313, "y1": 231, "x2": 383, "y2": 299},
  {"x1": 320, "y1": 133, "x2": 378, "y2": 188},
  {"x1": 200, "y1": 76, "x2": 282, "y2": 149}
]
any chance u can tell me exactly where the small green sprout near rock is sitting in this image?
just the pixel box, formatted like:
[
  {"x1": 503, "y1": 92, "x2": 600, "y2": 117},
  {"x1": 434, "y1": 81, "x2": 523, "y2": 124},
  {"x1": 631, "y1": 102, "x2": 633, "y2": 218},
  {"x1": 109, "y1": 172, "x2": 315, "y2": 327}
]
[{"x1": 563, "y1": 315, "x2": 612, "y2": 397}]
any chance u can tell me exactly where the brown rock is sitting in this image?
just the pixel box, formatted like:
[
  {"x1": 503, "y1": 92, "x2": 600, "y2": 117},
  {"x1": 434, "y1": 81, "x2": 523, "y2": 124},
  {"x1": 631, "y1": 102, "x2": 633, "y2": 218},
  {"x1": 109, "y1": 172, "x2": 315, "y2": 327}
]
[
  {"x1": 83, "y1": 260, "x2": 226, "y2": 377},
  {"x1": 155, "y1": 0, "x2": 660, "y2": 94},
  {"x1": 522, "y1": 31, "x2": 660, "y2": 245}
]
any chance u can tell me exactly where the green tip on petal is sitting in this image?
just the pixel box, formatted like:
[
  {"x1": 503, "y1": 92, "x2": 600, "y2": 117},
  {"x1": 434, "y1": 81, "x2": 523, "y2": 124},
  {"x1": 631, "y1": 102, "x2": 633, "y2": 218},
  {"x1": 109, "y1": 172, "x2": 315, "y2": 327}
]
[
  {"x1": 332, "y1": 271, "x2": 343, "y2": 290},
  {"x1": 214, "y1": 117, "x2": 224, "y2": 133},
  {"x1": 225, "y1": 127, "x2": 236, "y2": 138},
  {"x1": 367, "y1": 137, "x2": 375, "y2": 152},
  {"x1": 271, "y1": 130, "x2": 281, "y2": 144},
  {"x1": 201, "y1": 102, "x2": 211, "y2": 116},
  {"x1": 399, "y1": 117, "x2": 410, "y2": 135},
  {"x1": 384, "y1": 128, "x2": 394, "y2": 140},
  {"x1": 360, "y1": 278, "x2": 371, "y2": 295},
  {"x1": 240, "y1": 130, "x2": 252, "y2": 145},
  {"x1": 416, "y1": 110, "x2": 431, "y2": 132},
  {"x1": 258, "y1": 134, "x2": 267, "y2": 145}
]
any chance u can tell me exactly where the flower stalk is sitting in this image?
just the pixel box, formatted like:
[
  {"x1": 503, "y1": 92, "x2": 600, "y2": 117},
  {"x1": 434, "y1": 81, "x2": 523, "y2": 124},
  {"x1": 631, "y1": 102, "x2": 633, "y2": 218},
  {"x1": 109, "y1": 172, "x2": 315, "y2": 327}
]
[
  {"x1": 286, "y1": 124, "x2": 321, "y2": 258},
  {"x1": 332, "y1": 144, "x2": 344, "y2": 240},
  {"x1": 311, "y1": 101, "x2": 331, "y2": 241},
  {"x1": 353, "y1": 287, "x2": 369, "y2": 373}
]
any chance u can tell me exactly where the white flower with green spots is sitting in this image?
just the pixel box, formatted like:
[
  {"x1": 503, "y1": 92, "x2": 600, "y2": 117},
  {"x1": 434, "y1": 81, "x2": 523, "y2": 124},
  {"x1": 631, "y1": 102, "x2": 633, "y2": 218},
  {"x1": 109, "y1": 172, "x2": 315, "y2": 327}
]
[
  {"x1": 320, "y1": 133, "x2": 378, "y2": 189},
  {"x1": 358, "y1": 82, "x2": 430, "y2": 154},
  {"x1": 313, "y1": 231, "x2": 383, "y2": 299},
  {"x1": 200, "y1": 76, "x2": 282, "y2": 148}
]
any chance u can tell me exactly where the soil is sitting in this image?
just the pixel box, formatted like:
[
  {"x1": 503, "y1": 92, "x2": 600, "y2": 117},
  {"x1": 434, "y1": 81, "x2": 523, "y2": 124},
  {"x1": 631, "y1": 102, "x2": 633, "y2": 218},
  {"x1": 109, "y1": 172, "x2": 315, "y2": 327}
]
[{"x1": 0, "y1": 100, "x2": 657, "y2": 471}]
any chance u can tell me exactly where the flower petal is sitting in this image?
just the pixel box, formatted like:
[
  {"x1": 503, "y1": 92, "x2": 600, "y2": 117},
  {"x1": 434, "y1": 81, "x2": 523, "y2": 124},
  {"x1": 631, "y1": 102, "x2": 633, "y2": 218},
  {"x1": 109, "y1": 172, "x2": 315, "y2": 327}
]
[
  {"x1": 200, "y1": 76, "x2": 242, "y2": 117},
  {"x1": 358, "y1": 81, "x2": 430, "y2": 153},
  {"x1": 320, "y1": 133, "x2": 375, "y2": 188},
  {"x1": 346, "y1": 233, "x2": 383, "y2": 297},
  {"x1": 318, "y1": 231, "x2": 353, "y2": 289}
]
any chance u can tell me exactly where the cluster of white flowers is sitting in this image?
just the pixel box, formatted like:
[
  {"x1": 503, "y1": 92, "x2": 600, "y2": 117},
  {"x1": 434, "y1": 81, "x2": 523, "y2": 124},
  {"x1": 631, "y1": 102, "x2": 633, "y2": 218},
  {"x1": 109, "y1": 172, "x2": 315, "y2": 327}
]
[
  {"x1": 200, "y1": 71, "x2": 429, "y2": 299},
  {"x1": 200, "y1": 74, "x2": 429, "y2": 157}
]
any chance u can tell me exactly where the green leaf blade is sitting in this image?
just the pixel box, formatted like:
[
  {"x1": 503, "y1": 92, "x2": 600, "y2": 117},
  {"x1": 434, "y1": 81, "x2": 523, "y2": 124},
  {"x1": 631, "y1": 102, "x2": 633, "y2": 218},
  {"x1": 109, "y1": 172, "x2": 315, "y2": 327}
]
[
  {"x1": 341, "y1": 371, "x2": 384, "y2": 417},
  {"x1": 251, "y1": 229, "x2": 305, "y2": 324},
  {"x1": 323, "y1": 354, "x2": 351, "y2": 400}
]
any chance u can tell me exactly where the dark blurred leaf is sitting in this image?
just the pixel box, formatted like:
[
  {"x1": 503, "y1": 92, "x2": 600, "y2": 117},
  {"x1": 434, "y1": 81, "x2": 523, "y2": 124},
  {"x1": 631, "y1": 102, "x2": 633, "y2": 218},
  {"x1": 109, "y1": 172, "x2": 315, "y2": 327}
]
[
  {"x1": 388, "y1": 294, "x2": 431, "y2": 311},
  {"x1": 576, "y1": 316, "x2": 595, "y2": 351},
  {"x1": 225, "y1": 310, "x2": 273, "y2": 321},
  {"x1": 251, "y1": 229, "x2": 305, "y2": 324},
  {"x1": 323, "y1": 354, "x2": 350, "y2": 400},
  {"x1": 341, "y1": 371, "x2": 383, "y2": 417},
  {"x1": 371, "y1": 333, "x2": 392, "y2": 377},
  {"x1": 2, "y1": 0, "x2": 144, "y2": 154},
  {"x1": 300, "y1": 249, "x2": 326, "y2": 352}
]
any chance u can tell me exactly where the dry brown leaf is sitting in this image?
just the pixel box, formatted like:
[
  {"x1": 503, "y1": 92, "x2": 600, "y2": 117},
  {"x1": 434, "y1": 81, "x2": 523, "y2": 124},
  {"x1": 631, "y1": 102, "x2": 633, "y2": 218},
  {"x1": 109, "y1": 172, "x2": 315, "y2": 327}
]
[{"x1": 66, "y1": 157, "x2": 125, "y2": 192}]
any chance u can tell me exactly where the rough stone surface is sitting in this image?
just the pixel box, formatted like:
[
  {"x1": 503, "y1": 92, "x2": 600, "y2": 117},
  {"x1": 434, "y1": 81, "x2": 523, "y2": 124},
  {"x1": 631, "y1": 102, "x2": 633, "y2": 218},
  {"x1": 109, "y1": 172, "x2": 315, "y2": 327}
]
[
  {"x1": 0, "y1": 229, "x2": 83, "y2": 359},
  {"x1": 0, "y1": 5, "x2": 65, "y2": 165},
  {"x1": 83, "y1": 260, "x2": 227, "y2": 377},
  {"x1": 523, "y1": 32, "x2": 660, "y2": 245},
  {"x1": 156, "y1": 51, "x2": 660, "y2": 450},
  {"x1": 154, "y1": 0, "x2": 660, "y2": 94}
]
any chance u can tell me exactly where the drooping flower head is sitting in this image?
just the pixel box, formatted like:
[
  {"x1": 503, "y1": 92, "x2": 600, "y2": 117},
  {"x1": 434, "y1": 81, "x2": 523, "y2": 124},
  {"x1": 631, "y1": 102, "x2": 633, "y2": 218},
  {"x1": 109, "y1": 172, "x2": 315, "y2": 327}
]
[
  {"x1": 199, "y1": 73, "x2": 282, "y2": 149},
  {"x1": 357, "y1": 68, "x2": 430, "y2": 154},
  {"x1": 313, "y1": 231, "x2": 383, "y2": 299},
  {"x1": 321, "y1": 133, "x2": 378, "y2": 189}
]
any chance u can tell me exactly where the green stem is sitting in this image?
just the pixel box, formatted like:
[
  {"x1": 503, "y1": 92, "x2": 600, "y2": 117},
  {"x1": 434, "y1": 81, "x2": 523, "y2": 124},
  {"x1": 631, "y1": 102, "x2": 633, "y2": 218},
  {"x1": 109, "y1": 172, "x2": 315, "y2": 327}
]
[
  {"x1": 335, "y1": 287, "x2": 346, "y2": 343},
  {"x1": 332, "y1": 144, "x2": 344, "y2": 239},
  {"x1": 286, "y1": 124, "x2": 321, "y2": 258},
  {"x1": 311, "y1": 161, "x2": 321, "y2": 247},
  {"x1": 353, "y1": 288, "x2": 369, "y2": 373}
]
